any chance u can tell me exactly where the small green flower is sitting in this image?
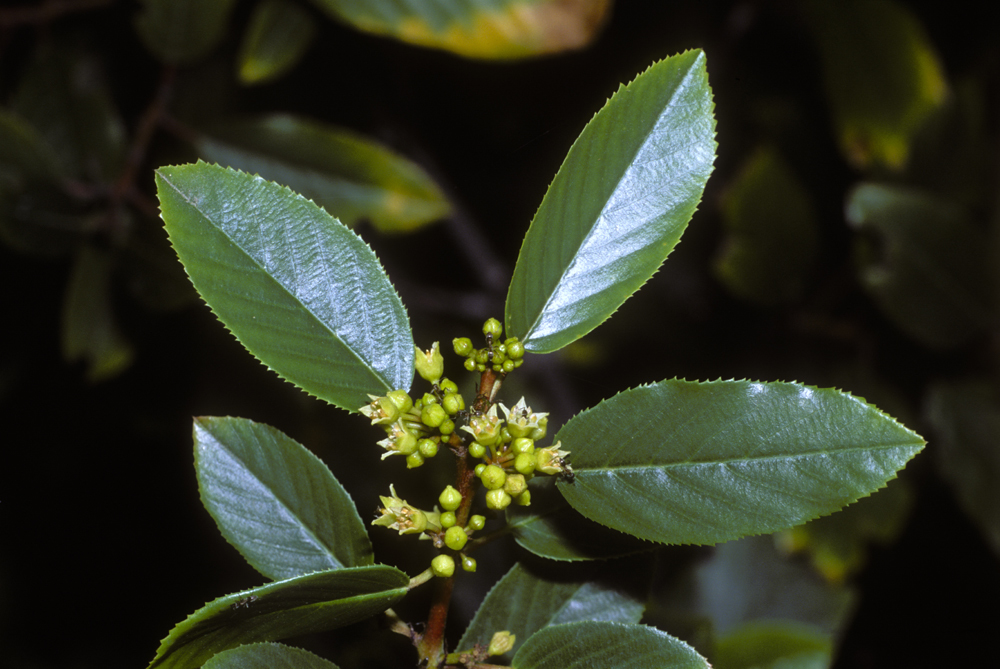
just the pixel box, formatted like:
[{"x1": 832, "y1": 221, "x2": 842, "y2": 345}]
[
  {"x1": 461, "y1": 555, "x2": 477, "y2": 572},
  {"x1": 372, "y1": 485, "x2": 439, "y2": 535},
  {"x1": 534, "y1": 441, "x2": 572, "y2": 476},
  {"x1": 439, "y1": 485, "x2": 462, "y2": 511},
  {"x1": 376, "y1": 421, "x2": 418, "y2": 460},
  {"x1": 444, "y1": 526, "x2": 468, "y2": 551},
  {"x1": 482, "y1": 318, "x2": 503, "y2": 338},
  {"x1": 500, "y1": 397, "x2": 548, "y2": 440},
  {"x1": 453, "y1": 337, "x2": 474, "y2": 357},
  {"x1": 415, "y1": 342, "x2": 445, "y2": 382},
  {"x1": 359, "y1": 394, "x2": 400, "y2": 426},
  {"x1": 485, "y1": 488, "x2": 512, "y2": 510},
  {"x1": 480, "y1": 464, "x2": 506, "y2": 490},
  {"x1": 488, "y1": 631, "x2": 516, "y2": 656},
  {"x1": 460, "y1": 405, "x2": 502, "y2": 446}
]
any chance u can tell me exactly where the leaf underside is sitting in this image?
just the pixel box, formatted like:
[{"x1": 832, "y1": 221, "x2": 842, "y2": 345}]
[
  {"x1": 556, "y1": 379, "x2": 925, "y2": 545},
  {"x1": 505, "y1": 49, "x2": 716, "y2": 353},
  {"x1": 155, "y1": 162, "x2": 413, "y2": 411}
]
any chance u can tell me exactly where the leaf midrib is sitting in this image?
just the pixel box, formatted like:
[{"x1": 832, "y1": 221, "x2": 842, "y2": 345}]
[
  {"x1": 570, "y1": 440, "x2": 921, "y2": 474},
  {"x1": 158, "y1": 169, "x2": 389, "y2": 391}
]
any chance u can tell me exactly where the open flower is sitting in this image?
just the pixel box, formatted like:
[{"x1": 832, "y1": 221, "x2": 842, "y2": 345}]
[
  {"x1": 460, "y1": 404, "x2": 502, "y2": 446},
  {"x1": 500, "y1": 397, "x2": 548, "y2": 439},
  {"x1": 376, "y1": 421, "x2": 419, "y2": 460},
  {"x1": 534, "y1": 441, "x2": 573, "y2": 476},
  {"x1": 359, "y1": 394, "x2": 400, "y2": 426},
  {"x1": 415, "y1": 342, "x2": 444, "y2": 383},
  {"x1": 372, "y1": 485, "x2": 440, "y2": 535}
]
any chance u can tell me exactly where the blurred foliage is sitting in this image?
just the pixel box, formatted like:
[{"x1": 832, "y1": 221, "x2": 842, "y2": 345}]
[{"x1": 2, "y1": 0, "x2": 999, "y2": 667}]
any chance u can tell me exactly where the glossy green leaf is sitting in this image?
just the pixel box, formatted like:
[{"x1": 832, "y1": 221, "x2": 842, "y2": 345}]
[
  {"x1": 512, "y1": 621, "x2": 709, "y2": 669},
  {"x1": 203, "y1": 642, "x2": 340, "y2": 669},
  {"x1": 194, "y1": 416, "x2": 373, "y2": 580},
  {"x1": 926, "y1": 380, "x2": 1000, "y2": 557},
  {"x1": 307, "y1": 0, "x2": 610, "y2": 60},
  {"x1": 556, "y1": 379, "x2": 924, "y2": 545},
  {"x1": 196, "y1": 115, "x2": 450, "y2": 233},
  {"x1": 238, "y1": 0, "x2": 318, "y2": 85},
  {"x1": 459, "y1": 562, "x2": 644, "y2": 660},
  {"x1": 507, "y1": 478, "x2": 652, "y2": 561},
  {"x1": 846, "y1": 183, "x2": 992, "y2": 348},
  {"x1": 155, "y1": 162, "x2": 414, "y2": 411},
  {"x1": 10, "y1": 42, "x2": 126, "y2": 182},
  {"x1": 61, "y1": 245, "x2": 134, "y2": 382},
  {"x1": 505, "y1": 50, "x2": 716, "y2": 353},
  {"x1": 135, "y1": 0, "x2": 238, "y2": 64},
  {"x1": 805, "y1": 0, "x2": 947, "y2": 170},
  {"x1": 714, "y1": 621, "x2": 832, "y2": 669},
  {"x1": 713, "y1": 146, "x2": 819, "y2": 305},
  {"x1": 147, "y1": 565, "x2": 408, "y2": 669}
]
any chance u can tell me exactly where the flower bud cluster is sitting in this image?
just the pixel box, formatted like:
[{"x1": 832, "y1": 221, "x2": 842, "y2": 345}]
[
  {"x1": 453, "y1": 318, "x2": 525, "y2": 374},
  {"x1": 461, "y1": 396, "x2": 572, "y2": 509}
]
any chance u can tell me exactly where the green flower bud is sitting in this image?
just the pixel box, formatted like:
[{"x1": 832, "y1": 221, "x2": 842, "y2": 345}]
[
  {"x1": 505, "y1": 339, "x2": 525, "y2": 360},
  {"x1": 444, "y1": 526, "x2": 468, "y2": 551},
  {"x1": 360, "y1": 394, "x2": 400, "y2": 425},
  {"x1": 421, "y1": 403, "x2": 448, "y2": 428},
  {"x1": 417, "y1": 438, "x2": 439, "y2": 459},
  {"x1": 482, "y1": 318, "x2": 503, "y2": 338},
  {"x1": 461, "y1": 555, "x2": 477, "y2": 572},
  {"x1": 468, "y1": 514, "x2": 486, "y2": 531},
  {"x1": 439, "y1": 419, "x2": 455, "y2": 435},
  {"x1": 431, "y1": 554, "x2": 455, "y2": 578},
  {"x1": 469, "y1": 442, "x2": 486, "y2": 459},
  {"x1": 515, "y1": 490, "x2": 531, "y2": 506},
  {"x1": 442, "y1": 392, "x2": 465, "y2": 415},
  {"x1": 486, "y1": 488, "x2": 512, "y2": 510},
  {"x1": 475, "y1": 349, "x2": 490, "y2": 365},
  {"x1": 386, "y1": 389, "x2": 413, "y2": 413},
  {"x1": 474, "y1": 463, "x2": 487, "y2": 477},
  {"x1": 406, "y1": 452, "x2": 425, "y2": 469},
  {"x1": 511, "y1": 437, "x2": 534, "y2": 455},
  {"x1": 415, "y1": 342, "x2": 444, "y2": 382},
  {"x1": 453, "y1": 337, "x2": 474, "y2": 357},
  {"x1": 502, "y1": 359, "x2": 515, "y2": 373},
  {"x1": 439, "y1": 378, "x2": 458, "y2": 394},
  {"x1": 480, "y1": 464, "x2": 506, "y2": 490},
  {"x1": 439, "y1": 485, "x2": 462, "y2": 511},
  {"x1": 504, "y1": 473, "x2": 527, "y2": 497},
  {"x1": 514, "y1": 452, "x2": 536, "y2": 475},
  {"x1": 463, "y1": 357, "x2": 477, "y2": 372},
  {"x1": 441, "y1": 511, "x2": 456, "y2": 528},
  {"x1": 488, "y1": 631, "x2": 516, "y2": 656}
]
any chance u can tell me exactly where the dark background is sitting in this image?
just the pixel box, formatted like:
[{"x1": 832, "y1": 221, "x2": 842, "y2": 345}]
[{"x1": 2, "y1": 1, "x2": 999, "y2": 667}]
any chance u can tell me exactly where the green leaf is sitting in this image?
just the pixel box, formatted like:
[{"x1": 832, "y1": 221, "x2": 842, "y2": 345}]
[
  {"x1": 135, "y1": 0, "x2": 238, "y2": 65},
  {"x1": 61, "y1": 245, "x2": 134, "y2": 382},
  {"x1": 155, "y1": 162, "x2": 414, "y2": 411},
  {"x1": 555, "y1": 379, "x2": 925, "y2": 545},
  {"x1": 926, "y1": 380, "x2": 1000, "y2": 557},
  {"x1": 238, "y1": 0, "x2": 318, "y2": 85},
  {"x1": 203, "y1": 642, "x2": 340, "y2": 669},
  {"x1": 714, "y1": 621, "x2": 832, "y2": 669},
  {"x1": 507, "y1": 478, "x2": 652, "y2": 561},
  {"x1": 512, "y1": 621, "x2": 709, "y2": 669},
  {"x1": 194, "y1": 416, "x2": 373, "y2": 580},
  {"x1": 804, "y1": 0, "x2": 947, "y2": 170},
  {"x1": 307, "y1": 0, "x2": 610, "y2": 60},
  {"x1": 195, "y1": 115, "x2": 450, "y2": 233},
  {"x1": 713, "y1": 146, "x2": 819, "y2": 306},
  {"x1": 147, "y1": 565, "x2": 408, "y2": 669},
  {"x1": 505, "y1": 50, "x2": 716, "y2": 353},
  {"x1": 846, "y1": 183, "x2": 993, "y2": 348},
  {"x1": 459, "y1": 562, "x2": 644, "y2": 660}
]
